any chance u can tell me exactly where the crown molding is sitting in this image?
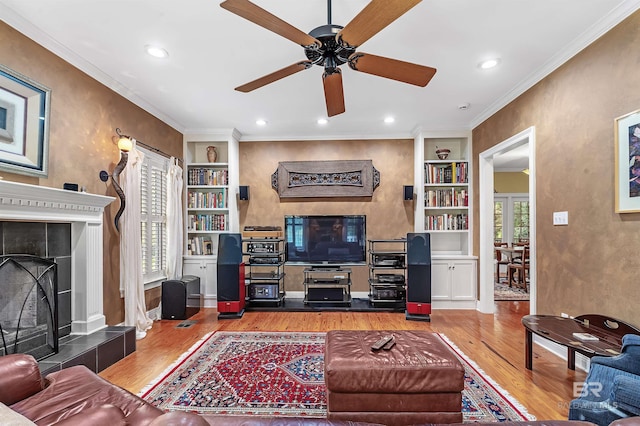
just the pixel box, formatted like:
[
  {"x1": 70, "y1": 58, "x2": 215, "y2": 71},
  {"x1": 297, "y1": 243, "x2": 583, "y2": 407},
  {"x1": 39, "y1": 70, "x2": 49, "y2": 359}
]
[
  {"x1": 1, "y1": 6, "x2": 186, "y2": 133},
  {"x1": 470, "y1": 0, "x2": 640, "y2": 129}
]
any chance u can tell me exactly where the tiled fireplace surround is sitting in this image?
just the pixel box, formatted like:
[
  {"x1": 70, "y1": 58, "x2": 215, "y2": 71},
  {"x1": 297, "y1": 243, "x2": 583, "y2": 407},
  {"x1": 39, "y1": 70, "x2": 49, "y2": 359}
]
[{"x1": 0, "y1": 180, "x2": 135, "y2": 374}]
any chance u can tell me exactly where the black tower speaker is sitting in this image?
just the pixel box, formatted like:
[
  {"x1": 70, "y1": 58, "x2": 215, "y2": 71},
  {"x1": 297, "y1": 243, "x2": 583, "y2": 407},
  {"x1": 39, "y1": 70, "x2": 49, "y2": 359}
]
[
  {"x1": 239, "y1": 185, "x2": 250, "y2": 200},
  {"x1": 217, "y1": 233, "x2": 245, "y2": 319},
  {"x1": 406, "y1": 233, "x2": 431, "y2": 321},
  {"x1": 161, "y1": 275, "x2": 201, "y2": 320},
  {"x1": 218, "y1": 233, "x2": 242, "y2": 264},
  {"x1": 403, "y1": 185, "x2": 414, "y2": 200}
]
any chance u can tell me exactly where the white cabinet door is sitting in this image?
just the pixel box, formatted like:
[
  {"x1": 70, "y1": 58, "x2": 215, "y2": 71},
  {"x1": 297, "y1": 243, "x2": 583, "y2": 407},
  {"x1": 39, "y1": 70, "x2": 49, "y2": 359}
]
[
  {"x1": 450, "y1": 260, "x2": 476, "y2": 301},
  {"x1": 183, "y1": 258, "x2": 217, "y2": 305},
  {"x1": 430, "y1": 261, "x2": 452, "y2": 300},
  {"x1": 431, "y1": 258, "x2": 476, "y2": 301}
]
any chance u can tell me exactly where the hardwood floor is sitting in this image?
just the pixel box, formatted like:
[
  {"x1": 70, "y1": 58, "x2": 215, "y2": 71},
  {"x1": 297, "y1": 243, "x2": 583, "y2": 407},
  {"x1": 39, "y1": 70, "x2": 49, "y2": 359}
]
[{"x1": 99, "y1": 301, "x2": 586, "y2": 421}]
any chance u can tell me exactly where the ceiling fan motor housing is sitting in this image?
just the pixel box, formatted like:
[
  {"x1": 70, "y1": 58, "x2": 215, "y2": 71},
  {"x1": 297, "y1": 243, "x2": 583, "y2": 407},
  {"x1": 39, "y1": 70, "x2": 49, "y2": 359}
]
[{"x1": 305, "y1": 24, "x2": 355, "y2": 73}]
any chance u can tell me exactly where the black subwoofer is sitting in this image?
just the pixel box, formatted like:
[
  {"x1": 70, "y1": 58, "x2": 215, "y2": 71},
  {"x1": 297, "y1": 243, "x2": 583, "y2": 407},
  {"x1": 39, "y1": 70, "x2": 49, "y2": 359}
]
[
  {"x1": 161, "y1": 275, "x2": 201, "y2": 320},
  {"x1": 307, "y1": 287, "x2": 344, "y2": 302}
]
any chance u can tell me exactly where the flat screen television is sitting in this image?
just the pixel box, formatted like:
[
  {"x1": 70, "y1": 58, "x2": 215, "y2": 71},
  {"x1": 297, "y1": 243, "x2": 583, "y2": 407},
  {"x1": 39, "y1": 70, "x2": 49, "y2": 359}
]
[{"x1": 284, "y1": 215, "x2": 366, "y2": 264}]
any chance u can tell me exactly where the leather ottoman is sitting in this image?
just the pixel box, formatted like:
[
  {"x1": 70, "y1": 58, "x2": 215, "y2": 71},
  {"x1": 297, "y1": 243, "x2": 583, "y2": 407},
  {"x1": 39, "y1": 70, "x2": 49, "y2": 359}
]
[{"x1": 324, "y1": 330, "x2": 464, "y2": 426}]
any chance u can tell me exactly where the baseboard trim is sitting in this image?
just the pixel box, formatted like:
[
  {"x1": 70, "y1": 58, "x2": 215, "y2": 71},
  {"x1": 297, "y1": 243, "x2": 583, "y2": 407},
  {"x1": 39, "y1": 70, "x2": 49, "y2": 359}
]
[{"x1": 533, "y1": 335, "x2": 589, "y2": 372}]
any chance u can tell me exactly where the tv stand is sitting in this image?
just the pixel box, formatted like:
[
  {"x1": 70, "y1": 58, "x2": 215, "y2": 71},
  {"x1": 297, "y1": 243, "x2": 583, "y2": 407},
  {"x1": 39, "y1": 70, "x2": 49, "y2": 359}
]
[
  {"x1": 303, "y1": 267, "x2": 351, "y2": 306},
  {"x1": 310, "y1": 265, "x2": 343, "y2": 271}
]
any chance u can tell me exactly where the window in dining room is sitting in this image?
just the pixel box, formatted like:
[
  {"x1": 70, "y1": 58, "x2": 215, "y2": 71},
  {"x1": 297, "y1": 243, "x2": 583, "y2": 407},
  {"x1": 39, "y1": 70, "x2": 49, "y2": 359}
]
[
  {"x1": 494, "y1": 195, "x2": 529, "y2": 243},
  {"x1": 513, "y1": 200, "x2": 530, "y2": 242},
  {"x1": 494, "y1": 200, "x2": 504, "y2": 242}
]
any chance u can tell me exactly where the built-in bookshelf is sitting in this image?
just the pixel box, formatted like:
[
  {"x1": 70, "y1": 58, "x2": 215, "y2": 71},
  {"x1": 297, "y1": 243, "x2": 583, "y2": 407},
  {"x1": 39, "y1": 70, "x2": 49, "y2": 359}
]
[
  {"x1": 414, "y1": 133, "x2": 476, "y2": 307},
  {"x1": 184, "y1": 142, "x2": 230, "y2": 242},
  {"x1": 421, "y1": 136, "x2": 472, "y2": 255},
  {"x1": 182, "y1": 131, "x2": 240, "y2": 308}
]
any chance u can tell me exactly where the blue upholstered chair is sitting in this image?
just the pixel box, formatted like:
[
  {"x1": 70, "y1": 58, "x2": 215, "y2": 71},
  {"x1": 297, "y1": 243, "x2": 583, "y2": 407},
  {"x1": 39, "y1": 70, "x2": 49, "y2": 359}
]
[{"x1": 569, "y1": 334, "x2": 640, "y2": 426}]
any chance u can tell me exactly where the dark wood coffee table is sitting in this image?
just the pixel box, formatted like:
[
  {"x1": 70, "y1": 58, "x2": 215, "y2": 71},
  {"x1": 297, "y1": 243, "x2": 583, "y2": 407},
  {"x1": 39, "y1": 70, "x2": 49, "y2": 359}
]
[{"x1": 521, "y1": 314, "x2": 640, "y2": 370}]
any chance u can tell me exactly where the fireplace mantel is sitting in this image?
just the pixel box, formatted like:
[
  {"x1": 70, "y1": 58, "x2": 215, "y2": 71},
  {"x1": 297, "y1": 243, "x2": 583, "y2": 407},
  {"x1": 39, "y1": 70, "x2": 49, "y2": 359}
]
[
  {"x1": 0, "y1": 180, "x2": 113, "y2": 222},
  {"x1": 0, "y1": 180, "x2": 115, "y2": 335}
]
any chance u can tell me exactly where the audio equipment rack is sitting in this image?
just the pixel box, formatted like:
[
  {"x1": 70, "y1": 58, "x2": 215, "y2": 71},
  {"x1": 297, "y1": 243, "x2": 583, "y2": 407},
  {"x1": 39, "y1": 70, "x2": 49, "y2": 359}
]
[
  {"x1": 368, "y1": 239, "x2": 407, "y2": 309},
  {"x1": 242, "y1": 236, "x2": 286, "y2": 306}
]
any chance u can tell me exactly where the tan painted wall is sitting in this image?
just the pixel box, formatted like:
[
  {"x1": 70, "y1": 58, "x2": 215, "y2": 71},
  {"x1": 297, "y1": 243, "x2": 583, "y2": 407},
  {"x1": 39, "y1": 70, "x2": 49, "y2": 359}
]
[
  {"x1": 239, "y1": 139, "x2": 414, "y2": 292},
  {"x1": 495, "y1": 172, "x2": 529, "y2": 193},
  {"x1": 0, "y1": 22, "x2": 183, "y2": 324},
  {"x1": 473, "y1": 11, "x2": 640, "y2": 324}
]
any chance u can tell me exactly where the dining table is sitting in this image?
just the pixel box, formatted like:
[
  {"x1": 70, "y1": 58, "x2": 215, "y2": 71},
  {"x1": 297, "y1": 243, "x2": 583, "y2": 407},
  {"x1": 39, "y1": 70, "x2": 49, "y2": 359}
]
[{"x1": 496, "y1": 245, "x2": 525, "y2": 264}]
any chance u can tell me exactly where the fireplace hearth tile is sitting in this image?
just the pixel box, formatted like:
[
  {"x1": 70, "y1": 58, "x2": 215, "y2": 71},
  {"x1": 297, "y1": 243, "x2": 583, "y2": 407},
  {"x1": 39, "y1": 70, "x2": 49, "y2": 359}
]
[
  {"x1": 3, "y1": 222, "x2": 46, "y2": 256},
  {"x1": 97, "y1": 334, "x2": 125, "y2": 372},
  {"x1": 55, "y1": 256, "x2": 71, "y2": 291},
  {"x1": 47, "y1": 223, "x2": 71, "y2": 256},
  {"x1": 58, "y1": 291, "x2": 71, "y2": 331},
  {"x1": 104, "y1": 326, "x2": 137, "y2": 357},
  {"x1": 38, "y1": 326, "x2": 135, "y2": 376}
]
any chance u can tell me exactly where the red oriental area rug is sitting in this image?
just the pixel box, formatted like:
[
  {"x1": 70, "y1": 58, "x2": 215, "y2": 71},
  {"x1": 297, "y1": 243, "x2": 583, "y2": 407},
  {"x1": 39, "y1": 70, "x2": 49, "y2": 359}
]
[{"x1": 140, "y1": 331, "x2": 535, "y2": 422}]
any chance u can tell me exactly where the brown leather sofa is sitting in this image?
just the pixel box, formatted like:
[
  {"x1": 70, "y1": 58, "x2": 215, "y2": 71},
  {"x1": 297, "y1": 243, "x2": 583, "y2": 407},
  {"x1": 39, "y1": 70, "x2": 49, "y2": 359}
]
[
  {"x1": 1, "y1": 352, "x2": 636, "y2": 426},
  {"x1": 0, "y1": 353, "x2": 377, "y2": 426}
]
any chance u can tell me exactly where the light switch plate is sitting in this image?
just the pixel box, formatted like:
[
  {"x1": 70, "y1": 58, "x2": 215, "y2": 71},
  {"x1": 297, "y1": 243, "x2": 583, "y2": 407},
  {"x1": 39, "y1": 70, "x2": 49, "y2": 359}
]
[{"x1": 553, "y1": 211, "x2": 568, "y2": 225}]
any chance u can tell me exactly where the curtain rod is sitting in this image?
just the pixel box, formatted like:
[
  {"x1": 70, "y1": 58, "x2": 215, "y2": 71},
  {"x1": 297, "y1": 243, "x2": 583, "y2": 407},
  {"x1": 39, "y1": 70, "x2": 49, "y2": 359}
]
[
  {"x1": 136, "y1": 140, "x2": 183, "y2": 166},
  {"x1": 115, "y1": 128, "x2": 183, "y2": 165}
]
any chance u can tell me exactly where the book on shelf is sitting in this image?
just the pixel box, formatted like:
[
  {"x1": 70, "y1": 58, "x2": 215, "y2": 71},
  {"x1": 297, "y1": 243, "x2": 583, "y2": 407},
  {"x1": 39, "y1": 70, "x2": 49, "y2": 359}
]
[
  {"x1": 424, "y1": 162, "x2": 468, "y2": 184},
  {"x1": 424, "y1": 188, "x2": 468, "y2": 207},
  {"x1": 188, "y1": 188, "x2": 227, "y2": 209},
  {"x1": 187, "y1": 236, "x2": 214, "y2": 256},
  {"x1": 187, "y1": 168, "x2": 228, "y2": 186},
  {"x1": 187, "y1": 213, "x2": 228, "y2": 231},
  {"x1": 425, "y1": 213, "x2": 468, "y2": 231}
]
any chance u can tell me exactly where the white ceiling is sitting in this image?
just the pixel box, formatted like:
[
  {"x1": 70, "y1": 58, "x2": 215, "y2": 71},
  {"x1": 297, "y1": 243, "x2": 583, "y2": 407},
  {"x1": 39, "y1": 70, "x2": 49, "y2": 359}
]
[{"x1": 1, "y1": 0, "x2": 639, "y2": 142}]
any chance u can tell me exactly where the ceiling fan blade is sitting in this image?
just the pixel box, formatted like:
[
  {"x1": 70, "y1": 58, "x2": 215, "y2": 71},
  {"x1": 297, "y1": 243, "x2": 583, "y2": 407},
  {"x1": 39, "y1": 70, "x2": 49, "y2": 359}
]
[
  {"x1": 235, "y1": 61, "x2": 313, "y2": 92},
  {"x1": 323, "y1": 71, "x2": 346, "y2": 117},
  {"x1": 221, "y1": 0, "x2": 320, "y2": 48},
  {"x1": 348, "y1": 52, "x2": 436, "y2": 87},
  {"x1": 338, "y1": 0, "x2": 421, "y2": 48}
]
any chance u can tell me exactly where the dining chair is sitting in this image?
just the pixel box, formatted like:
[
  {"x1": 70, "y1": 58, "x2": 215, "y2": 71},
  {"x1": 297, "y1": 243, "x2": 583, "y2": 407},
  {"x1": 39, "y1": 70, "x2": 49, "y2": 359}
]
[
  {"x1": 508, "y1": 245, "x2": 529, "y2": 290},
  {"x1": 494, "y1": 242, "x2": 509, "y2": 283}
]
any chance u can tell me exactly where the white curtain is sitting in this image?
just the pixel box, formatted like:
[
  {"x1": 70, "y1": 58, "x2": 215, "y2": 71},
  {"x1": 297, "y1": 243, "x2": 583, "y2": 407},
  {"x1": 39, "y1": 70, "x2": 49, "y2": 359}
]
[
  {"x1": 120, "y1": 146, "x2": 153, "y2": 339},
  {"x1": 166, "y1": 157, "x2": 183, "y2": 280}
]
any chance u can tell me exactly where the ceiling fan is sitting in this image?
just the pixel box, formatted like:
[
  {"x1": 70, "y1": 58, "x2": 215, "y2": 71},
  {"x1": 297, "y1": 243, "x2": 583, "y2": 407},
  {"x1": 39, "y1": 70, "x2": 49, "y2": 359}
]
[{"x1": 220, "y1": 0, "x2": 437, "y2": 117}]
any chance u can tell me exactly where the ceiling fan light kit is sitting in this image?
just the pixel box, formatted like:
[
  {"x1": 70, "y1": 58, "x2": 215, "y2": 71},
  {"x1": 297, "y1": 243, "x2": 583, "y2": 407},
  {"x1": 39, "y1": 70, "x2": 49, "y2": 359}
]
[{"x1": 220, "y1": 0, "x2": 436, "y2": 117}]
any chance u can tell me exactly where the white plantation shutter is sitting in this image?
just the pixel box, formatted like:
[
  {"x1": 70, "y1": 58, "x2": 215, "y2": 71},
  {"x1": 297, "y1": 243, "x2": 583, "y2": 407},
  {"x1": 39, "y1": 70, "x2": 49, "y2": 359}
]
[{"x1": 140, "y1": 148, "x2": 168, "y2": 283}]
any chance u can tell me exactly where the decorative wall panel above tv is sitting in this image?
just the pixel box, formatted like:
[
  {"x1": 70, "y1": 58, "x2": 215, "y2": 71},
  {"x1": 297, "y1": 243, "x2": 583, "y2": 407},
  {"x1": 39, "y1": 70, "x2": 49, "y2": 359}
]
[{"x1": 271, "y1": 160, "x2": 380, "y2": 198}]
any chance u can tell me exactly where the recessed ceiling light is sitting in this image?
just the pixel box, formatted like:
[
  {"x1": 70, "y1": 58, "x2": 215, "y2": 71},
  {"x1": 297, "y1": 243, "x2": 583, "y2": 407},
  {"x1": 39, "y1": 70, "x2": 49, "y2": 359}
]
[
  {"x1": 384, "y1": 116, "x2": 395, "y2": 124},
  {"x1": 145, "y1": 45, "x2": 169, "y2": 58},
  {"x1": 317, "y1": 118, "x2": 328, "y2": 125},
  {"x1": 479, "y1": 58, "x2": 500, "y2": 69},
  {"x1": 256, "y1": 119, "x2": 267, "y2": 126}
]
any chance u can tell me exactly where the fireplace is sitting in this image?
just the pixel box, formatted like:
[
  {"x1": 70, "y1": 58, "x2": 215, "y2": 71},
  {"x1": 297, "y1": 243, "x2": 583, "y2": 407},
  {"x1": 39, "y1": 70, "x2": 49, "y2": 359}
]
[{"x1": 0, "y1": 181, "x2": 114, "y2": 341}]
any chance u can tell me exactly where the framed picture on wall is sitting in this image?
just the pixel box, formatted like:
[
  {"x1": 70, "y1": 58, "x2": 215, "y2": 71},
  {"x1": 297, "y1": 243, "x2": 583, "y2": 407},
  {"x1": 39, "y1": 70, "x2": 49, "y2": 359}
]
[
  {"x1": 0, "y1": 64, "x2": 51, "y2": 177},
  {"x1": 615, "y1": 109, "x2": 640, "y2": 213}
]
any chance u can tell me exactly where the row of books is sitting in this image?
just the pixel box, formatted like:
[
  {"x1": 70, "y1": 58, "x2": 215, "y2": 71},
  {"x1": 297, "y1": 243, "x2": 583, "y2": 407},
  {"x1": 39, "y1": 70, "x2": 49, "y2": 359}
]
[
  {"x1": 425, "y1": 213, "x2": 469, "y2": 231},
  {"x1": 188, "y1": 189, "x2": 227, "y2": 209},
  {"x1": 187, "y1": 168, "x2": 228, "y2": 186},
  {"x1": 425, "y1": 188, "x2": 468, "y2": 207},
  {"x1": 187, "y1": 214, "x2": 228, "y2": 231},
  {"x1": 187, "y1": 236, "x2": 214, "y2": 256},
  {"x1": 425, "y1": 162, "x2": 468, "y2": 184}
]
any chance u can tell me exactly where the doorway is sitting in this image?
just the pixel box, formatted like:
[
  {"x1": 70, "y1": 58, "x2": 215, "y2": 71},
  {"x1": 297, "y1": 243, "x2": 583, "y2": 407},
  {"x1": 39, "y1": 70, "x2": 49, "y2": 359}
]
[{"x1": 478, "y1": 127, "x2": 536, "y2": 314}]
